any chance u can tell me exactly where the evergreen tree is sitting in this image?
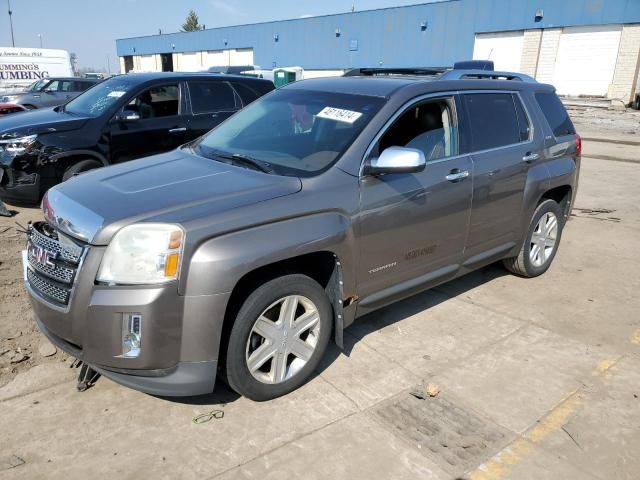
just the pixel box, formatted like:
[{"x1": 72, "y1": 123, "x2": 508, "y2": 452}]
[{"x1": 181, "y1": 10, "x2": 201, "y2": 32}]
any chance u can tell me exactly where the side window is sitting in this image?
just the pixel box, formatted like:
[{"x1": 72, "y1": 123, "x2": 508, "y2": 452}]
[
  {"x1": 231, "y1": 82, "x2": 261, "y2": 106},
  {"x1": 60, "y1": 81, "x2": 73, "y2": 92},
  {"x1": 125, "y1": 84, "x2": 180, "y2": 119},
  {"x1": 462, "y1": 93, "x2": 521, "y2": 151},
  {"x1": 513, "y1": 94, "x2": 531, "y2": 142},
  {"x1": 45, "y1": 80, "x2": 59, "y2": 92},
  {"x1": 189, "y1": 81, "x2": 237, "y2": 114},
  {"x1": 376, "y1": 98, "x2": 458, "y2": 162},
  {"x1": 535, "y1": 92, "x2": 575, "y2": 137}
]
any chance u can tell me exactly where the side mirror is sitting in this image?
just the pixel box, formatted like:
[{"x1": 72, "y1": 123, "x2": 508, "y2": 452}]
[
  {"x1": 363, "y1": 146, "x2": 426, "y2": 176},
  {"x1": 118, "y1": 111, "x2": 140, "y2": 122}
]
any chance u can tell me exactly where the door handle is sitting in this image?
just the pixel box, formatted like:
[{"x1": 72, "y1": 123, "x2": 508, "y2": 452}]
[
  {"x1": 445, "y1": 170, "x2": 469, "y2": 182},
  {"x1": 522, "y1": 152, "x2": 540, "y2": 163},
  {"x1": 169, "y1": 127, "x2": 187, "y2": 133}
]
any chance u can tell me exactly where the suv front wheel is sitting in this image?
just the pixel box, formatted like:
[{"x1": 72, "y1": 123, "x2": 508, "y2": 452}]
[
  {"x1": 225, "y1": 274, "x2": 332, "y2": 401},
  {"x1": 503, "y1": 198, "x2": 564, "y2": 277}
]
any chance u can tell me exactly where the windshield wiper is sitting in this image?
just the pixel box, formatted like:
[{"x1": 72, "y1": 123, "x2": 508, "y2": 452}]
[{"x1": 206, "y1": 150, "x2": 275, "y2": 174}]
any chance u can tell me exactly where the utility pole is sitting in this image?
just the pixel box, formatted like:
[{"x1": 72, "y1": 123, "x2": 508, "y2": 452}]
[
  {"x1": 8, "y1": 0, "x2": 15, "y2": 47},
  {"x1": 37, "y1": 33, "x2": 43, "y2": 48},
  {"x1": 106, "y1": 55, "x2": 111, "y2": 74}
]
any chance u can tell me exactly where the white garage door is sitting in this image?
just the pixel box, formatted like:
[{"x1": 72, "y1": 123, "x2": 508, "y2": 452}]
[
  {"x1": 473, "y1": 31, "x2": 524, "y2": 72},
  {"x1": 552, "y1": 25, "x2": 622, "y2": 97},
  {"x1": 230, "y1": 48, "x2": 254, "y2": 66},
  {"x1": 138, "y1": 55, "x2": 156, "y2": 72},
  {"x1": 176, "y1": 52, "x2": 201, "y2": 72}
]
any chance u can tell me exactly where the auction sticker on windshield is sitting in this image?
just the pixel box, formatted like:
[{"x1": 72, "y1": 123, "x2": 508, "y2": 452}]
[
  {"x1": 317, "y1": 107, "x2": 362, "y2": 124},
  {"x1": 107, "y1": 91, "x2": 126, "y2": 98}
]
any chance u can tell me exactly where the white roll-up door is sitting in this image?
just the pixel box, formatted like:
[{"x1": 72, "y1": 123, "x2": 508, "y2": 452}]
[
  {"x1": 138, "y1": 55, "x2": 156, "y2": 72},
  {"x1": 176, "y1": 52, "x2": 201, "y2": 72},
  {"x1": 230, "y1": 48, "x2": 254, "y2": 66},
  {"x1": 552, "y1": 25, "x2": 622, "y2": 97},
  {"x1": 473, "y1": 31, "x2": 524, "y2": 72}
]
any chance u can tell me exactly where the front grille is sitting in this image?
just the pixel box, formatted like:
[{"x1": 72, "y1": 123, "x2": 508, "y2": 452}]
[
  {"x1": 25, "y1": 222, "x2": 86, "y2": 307},
  {"x1": 27, "y1": 268, "x2": 70, "y2": 305}
]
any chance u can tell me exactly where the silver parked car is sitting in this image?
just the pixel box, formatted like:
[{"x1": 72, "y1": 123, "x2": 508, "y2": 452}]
[{"x1": 1, "y1": 77, "x2": 99, "y2": 110}]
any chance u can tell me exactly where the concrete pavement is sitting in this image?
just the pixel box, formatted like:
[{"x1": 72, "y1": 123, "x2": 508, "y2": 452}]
[{"x1": 1, "y1": 152, "x2": 639, "y2": 479}]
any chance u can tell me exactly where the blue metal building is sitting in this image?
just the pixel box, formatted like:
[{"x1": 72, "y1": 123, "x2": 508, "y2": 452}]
[{"x1": 116, "y1": 0, "x2": 640, "y2": 101}]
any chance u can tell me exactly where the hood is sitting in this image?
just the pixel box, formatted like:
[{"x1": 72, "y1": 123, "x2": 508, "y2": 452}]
[
  {"x1": 43, "y1": 149, "x2": 303, "y2": 245},
  {"x1": 0, "y1": 107, "x2": 90, "y2": 137}
]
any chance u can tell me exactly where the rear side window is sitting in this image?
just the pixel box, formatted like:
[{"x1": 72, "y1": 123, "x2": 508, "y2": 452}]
[
  {"x1": 535, "y1": 92, "x2": 575, "y2": 137},
  {"x1": 462, "y1": 93, "x2": 521, "y2": 151},
  {"x1": 189, "y1": 81, "x2": 237, "y2": 114},
  {"x1": 231, "y1": 82, "x2": 262, "y2": 106}
]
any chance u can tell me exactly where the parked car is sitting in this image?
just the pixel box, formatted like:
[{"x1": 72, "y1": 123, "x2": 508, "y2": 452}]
[
  {"x1": 0, "y1": 77, "x2": 100, "y2": 110},
  {"x1": 23, "y1": 65, "x2": 580, "y2": 401},
  {"x1": 0, "y1": 72, "x2": 274, "y2": 204},
  {"x1": 0, "y1": 103, "x2": 26, "y2": 116}
]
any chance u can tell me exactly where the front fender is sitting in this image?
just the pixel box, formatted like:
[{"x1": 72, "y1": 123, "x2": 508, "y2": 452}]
[{"x1": 183, "y1": 212, "x2": 356, "y2": 297}]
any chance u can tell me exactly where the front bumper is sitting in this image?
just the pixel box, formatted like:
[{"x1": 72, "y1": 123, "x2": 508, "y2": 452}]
[
  {"x1": 36, "y1": 315, "x2": 218, "y2": 396},
  {"x1": 0, "y1": 166, "x2": 41, "y2": 204},
  {"x1": 23, "y1": 226, "x2": 231, "y2": 396}
]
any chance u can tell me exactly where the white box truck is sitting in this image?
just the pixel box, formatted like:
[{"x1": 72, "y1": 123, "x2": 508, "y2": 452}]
[{"x1": 0, "y1": 47, "x2": 73, "y2": 95}]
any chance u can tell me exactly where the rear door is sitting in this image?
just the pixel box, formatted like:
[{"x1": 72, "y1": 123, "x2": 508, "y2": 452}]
[
  {"x1": 109, "y1": 82, "x2": 187, "y2": 162},
  {"x1": 186, "y1": 80, "x2": 240, "y2": 139},
  {"x1": 461, "y1": 91, "x2": 538, "y2": 262}
]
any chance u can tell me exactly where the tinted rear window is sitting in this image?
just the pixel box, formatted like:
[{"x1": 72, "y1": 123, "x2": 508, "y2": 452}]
[
  {"x1": 535, "y1": 92, "x2": 575, "y2": 137},
  {"x1": 463, "y1": 93, "x2": 521, "y2": 151},
  {"x1": 189, "y1": 81, "x2": 236, "y2": 114},
  {"x1": 231, "y1": 82, "x2": 263, "y2": 106}
]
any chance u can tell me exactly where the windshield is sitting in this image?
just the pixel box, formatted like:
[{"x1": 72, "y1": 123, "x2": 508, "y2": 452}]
[
  {"x1": 194, "y1": 89, "x2": 385, "y2": 176},
  {"x1": 64, "y1": 75, "x2": 139, "y2": 117},
  {"x1": 24, "y1": 79, "x2": 49, "y2": 92}
]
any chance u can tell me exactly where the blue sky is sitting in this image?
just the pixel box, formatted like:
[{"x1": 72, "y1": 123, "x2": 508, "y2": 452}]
[{"x1": 0, "y1": 0, "x2": 439, "y2": 70}]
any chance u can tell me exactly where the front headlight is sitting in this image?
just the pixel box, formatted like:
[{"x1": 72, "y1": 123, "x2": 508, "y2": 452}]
[
  {"x1": 96, "y1": 224, "x2": 184, "y2": 285},
  {"x1": 0, "y1": 134, "x2": 37, "y2": 154}
]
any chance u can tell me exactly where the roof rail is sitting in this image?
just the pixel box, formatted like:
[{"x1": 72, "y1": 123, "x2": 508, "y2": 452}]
[
  {"x1": 343, "y1": 67, "x2": 447, "y2": 77},
  {"x1": 440, "y1": 69, "x2": 537, "y2": 82}
]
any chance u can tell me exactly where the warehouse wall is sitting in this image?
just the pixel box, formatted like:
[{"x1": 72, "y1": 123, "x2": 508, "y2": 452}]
[{"x1": 117, "y1": 0, "x2": 640, "y2": 70}]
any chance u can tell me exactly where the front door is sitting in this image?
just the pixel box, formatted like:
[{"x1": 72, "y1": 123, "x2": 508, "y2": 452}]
[
  {"x1": 460, "y1": 92, "x2": 535, "y2": 259},
  {"x1": 357, "y1": 96, "x2": 473, "y2": 310},
  {"x1": 109, "y1": 83, "x2": 188, "y2": 163}
]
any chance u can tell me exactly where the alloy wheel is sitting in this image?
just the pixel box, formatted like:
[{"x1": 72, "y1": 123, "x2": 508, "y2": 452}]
[
  {"x1": 245, "y1": 295, "x2": 321, "y2": 384},
  {"x1": 529, "y1": 212, "x2": 558, "y2": 267}
]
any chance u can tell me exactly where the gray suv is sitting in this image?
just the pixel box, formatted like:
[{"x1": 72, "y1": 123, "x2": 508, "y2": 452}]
[
  {"x1": 1, "y1": 77, "x2": 99, "y2": 109},
  {"x1": 23, "y1": 65, "x2": 580, "y2": 401}
]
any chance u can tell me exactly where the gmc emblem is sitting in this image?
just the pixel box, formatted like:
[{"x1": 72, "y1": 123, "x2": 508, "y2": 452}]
[{"x1": 28, "y1": 244, "x2": 56, "y2": 268}]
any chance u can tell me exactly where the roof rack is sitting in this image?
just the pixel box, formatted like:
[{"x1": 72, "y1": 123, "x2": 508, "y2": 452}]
[
  {"x1": 440, "y1": 69, "x2": 537, "y2": 82},
  {"x1": 343, "y1": 61, "x2": 537, "y2": 83},
  {"x1": 343, "y1": 67, "x2": 447, "y2": 77}
]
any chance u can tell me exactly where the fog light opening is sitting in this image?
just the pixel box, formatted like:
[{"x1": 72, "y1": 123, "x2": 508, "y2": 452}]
[{"x1": 120, "y1": 313, "x2": 142, "y2": 358}]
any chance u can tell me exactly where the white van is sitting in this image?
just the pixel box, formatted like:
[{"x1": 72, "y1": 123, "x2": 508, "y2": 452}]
[{"x1": 0, "y1": 47, "x2": 73, "y2": 94}]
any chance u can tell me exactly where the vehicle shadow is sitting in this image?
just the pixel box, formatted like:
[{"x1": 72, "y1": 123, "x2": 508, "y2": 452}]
[
  {"x1": 159, "y1": 263, "x2": 507, "y2": 406},
  {"x1": 315, "y1": 263, "x2": 508, "y2": 374}
]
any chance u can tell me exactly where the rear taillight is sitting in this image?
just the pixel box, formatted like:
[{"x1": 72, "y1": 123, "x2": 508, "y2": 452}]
[{"x1": 575, "y1": 134, "x2": 582, "y2": 157}]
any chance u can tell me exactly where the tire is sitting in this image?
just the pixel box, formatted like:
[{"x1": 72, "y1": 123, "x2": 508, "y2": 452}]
[
  {"x1": 503, "y1": 199, "x2": 564, "y2": 278},
  {"x1": 62, "y1": 159, "x2": 102, "y2": 181},
  {"x1": 225, "y1": 274, "x2": 333, "y2": 401}
]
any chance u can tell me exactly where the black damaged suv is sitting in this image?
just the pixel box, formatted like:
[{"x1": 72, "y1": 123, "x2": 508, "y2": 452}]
[{"x1": 0, "y1": 72, "x2": 274, "y2": 204}]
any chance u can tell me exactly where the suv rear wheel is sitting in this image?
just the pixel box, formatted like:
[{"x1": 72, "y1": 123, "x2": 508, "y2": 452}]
[
  {"x1": 225, "y1": 274, "x2": 332, "y2": 401},
  {"x1": 62, "y1": 159, "x2": 102, "y2": 181},
  {"x1": 503, "y1": 198, "x2": 563, "y2": 277}
]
